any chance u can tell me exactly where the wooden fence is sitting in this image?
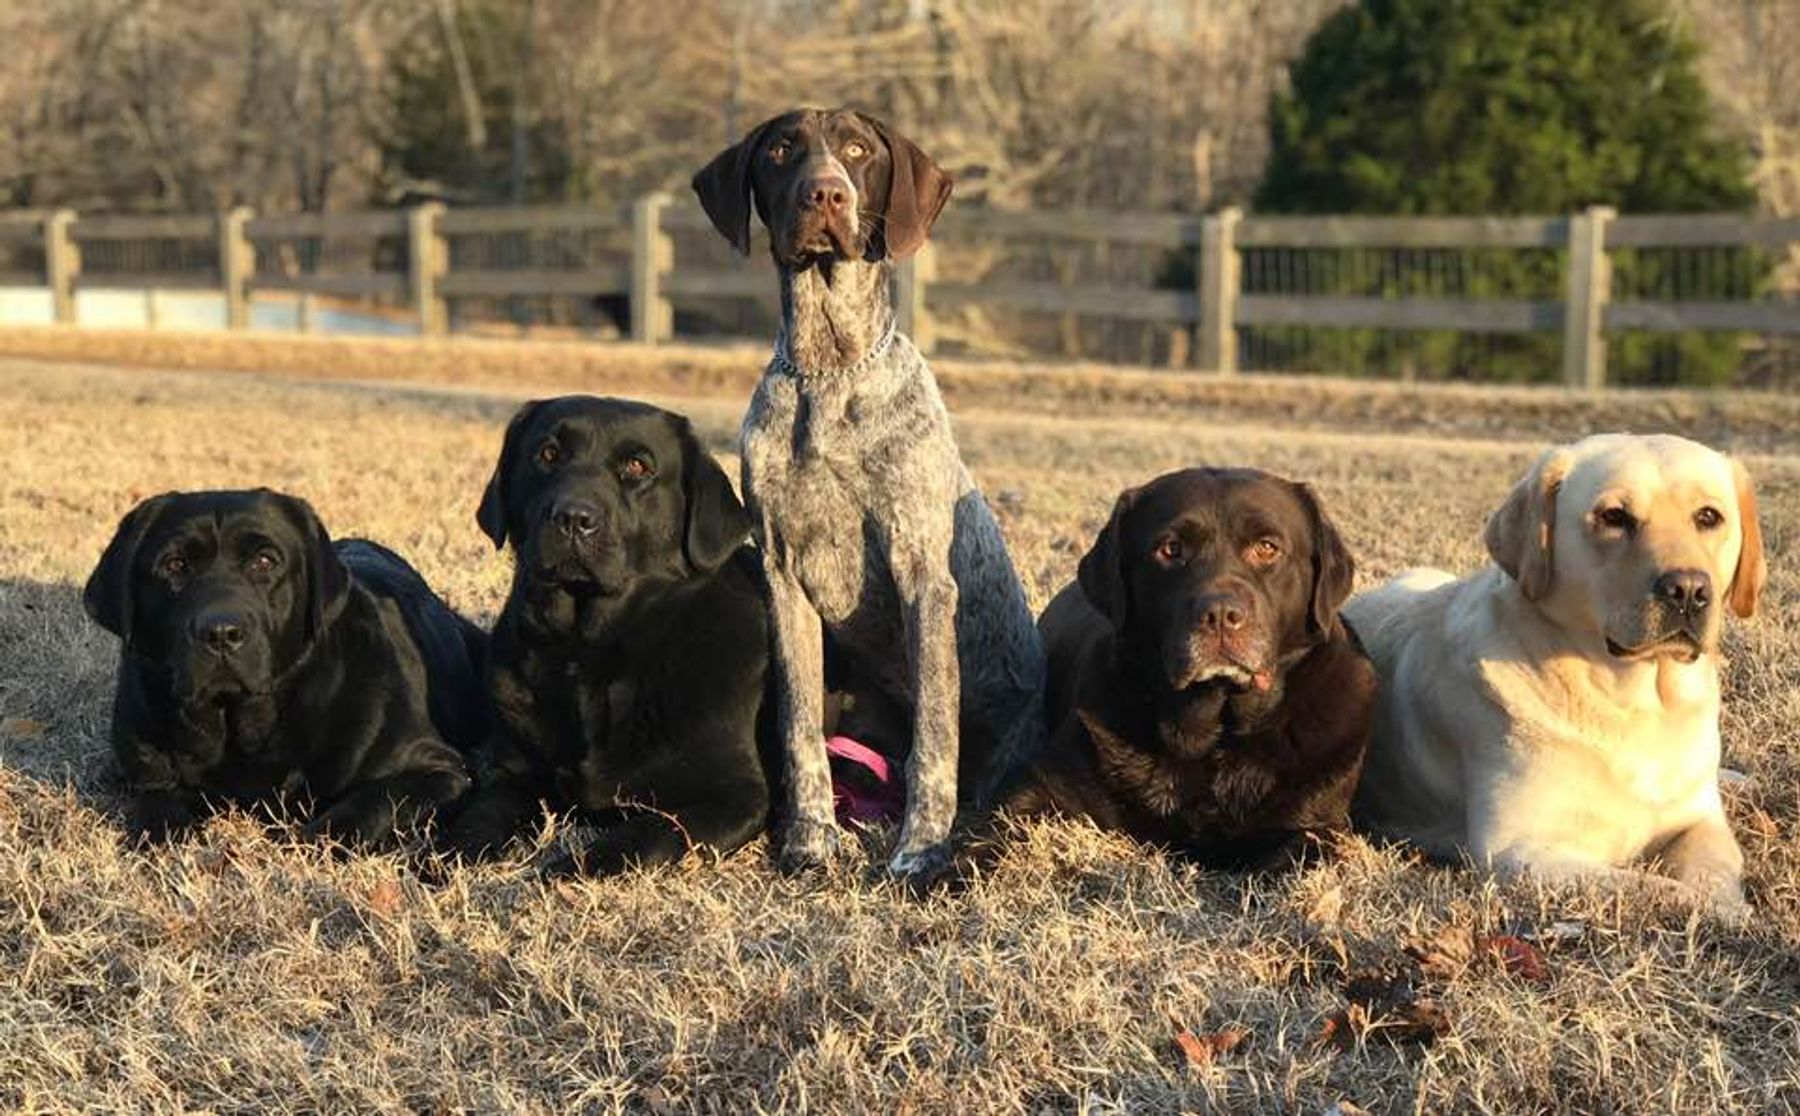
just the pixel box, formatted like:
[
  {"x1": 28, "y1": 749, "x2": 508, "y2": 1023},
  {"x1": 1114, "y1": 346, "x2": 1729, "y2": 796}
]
[{"x1": 2, "y1": 200, "x2": 1797, "y2": 387}]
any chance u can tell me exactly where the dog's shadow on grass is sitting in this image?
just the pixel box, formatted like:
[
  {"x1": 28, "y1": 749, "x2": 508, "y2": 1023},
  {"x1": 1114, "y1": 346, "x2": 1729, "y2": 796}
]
[{"x1": 0, "y1": 576, "x2": 130, "y2": 811}]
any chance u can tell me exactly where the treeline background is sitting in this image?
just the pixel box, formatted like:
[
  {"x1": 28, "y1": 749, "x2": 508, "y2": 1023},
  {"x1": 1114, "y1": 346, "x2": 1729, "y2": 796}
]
[{"x1": 4, "y1": 0, "x2": 1788, "y2": 220}]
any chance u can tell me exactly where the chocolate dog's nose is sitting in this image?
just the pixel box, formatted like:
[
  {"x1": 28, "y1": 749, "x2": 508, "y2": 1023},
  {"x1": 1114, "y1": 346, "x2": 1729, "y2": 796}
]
[
  {"x1": 192, "y1": 613, "x2": 248, "y2": 655},
  {"x1": 1654, "y1": 568, "x2": 1712, "y2": 613},
  {"x1": 802, "y1": 174, "x2": 851, "y2": 213},
  {"x1": 548, "y1": 498, "x2": 602, "y2": 538},
  {"x1": 1193, "y1": 592, "x2": 1248, "y2": 633}
]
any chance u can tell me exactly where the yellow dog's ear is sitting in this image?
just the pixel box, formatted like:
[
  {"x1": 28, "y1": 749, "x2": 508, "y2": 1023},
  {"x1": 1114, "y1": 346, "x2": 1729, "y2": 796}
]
[
  {"x1": 1484, "y1": 446, "x2": 1571, "y2": 602},
  {"x1": 1728, "y1": 459, "x2": 1766, "y2": 619}
]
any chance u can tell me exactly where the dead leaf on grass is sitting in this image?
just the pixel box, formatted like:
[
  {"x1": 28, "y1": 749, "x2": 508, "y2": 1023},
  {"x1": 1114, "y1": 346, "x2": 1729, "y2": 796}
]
[
  {"x1": 1, "y1": 718, "x2": 47, "y2": 740},
  {"x1": 366, "y1": 878, "x2": 404, "y2": 918},
  {"x1": 1175, "y1": 1027, "x2": 1248, "y2": 1068},
  {"x1": 1406, "y1": 923, "x2": 1476, "y2": 981},
  {"x1": 1483, "y1": 933, "x2": 1550, "y2": 983}
]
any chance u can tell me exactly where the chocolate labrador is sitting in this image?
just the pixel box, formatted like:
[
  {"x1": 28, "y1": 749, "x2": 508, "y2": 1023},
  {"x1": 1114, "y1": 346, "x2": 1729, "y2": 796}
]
[
  {"x1": 1003, "y1": 468, "x2": 1374, "y2": 867},
  {"x1": 84, "y1": 489, "x2": 484, "y2": 844},
  {"x1": 445, "y1": 396, "x2": 775, "y2": 876}
]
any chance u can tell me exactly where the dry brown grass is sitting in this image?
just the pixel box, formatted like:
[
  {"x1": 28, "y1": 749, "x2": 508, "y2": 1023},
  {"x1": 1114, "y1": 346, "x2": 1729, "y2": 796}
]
[{"x1": 2, "y1": 334, "x2": 1798, "y2": 1113}]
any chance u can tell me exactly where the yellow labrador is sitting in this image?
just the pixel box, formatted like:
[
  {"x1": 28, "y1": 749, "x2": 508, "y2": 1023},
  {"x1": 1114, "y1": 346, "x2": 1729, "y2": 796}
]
[{"x1": 1345, "y1": 434, "x2": 1765, "y2": 916}]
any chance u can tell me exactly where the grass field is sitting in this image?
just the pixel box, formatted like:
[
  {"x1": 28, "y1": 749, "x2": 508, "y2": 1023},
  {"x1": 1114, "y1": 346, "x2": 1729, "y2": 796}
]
[{"x1": 2, "y1": 331, "x2": 1798, "y2": 1113}]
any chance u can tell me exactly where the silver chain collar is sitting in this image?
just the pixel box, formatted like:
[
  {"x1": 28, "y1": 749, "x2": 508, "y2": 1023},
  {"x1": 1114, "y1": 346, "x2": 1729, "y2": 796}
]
[{"x1": 771, "y1": 317, "x2": 898, "y2": 381}]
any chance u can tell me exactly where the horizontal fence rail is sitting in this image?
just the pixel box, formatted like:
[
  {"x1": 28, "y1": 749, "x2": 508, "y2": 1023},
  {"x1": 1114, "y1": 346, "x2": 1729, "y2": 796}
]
[{"x1": 1, "y1": 200, "x2": 1797, "y2": 386}]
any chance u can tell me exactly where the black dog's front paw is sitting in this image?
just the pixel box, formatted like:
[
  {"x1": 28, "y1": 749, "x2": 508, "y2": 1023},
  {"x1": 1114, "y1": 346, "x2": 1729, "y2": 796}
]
[{"x1": 130, "y1": 790, "x2": 201, "y2": 845}]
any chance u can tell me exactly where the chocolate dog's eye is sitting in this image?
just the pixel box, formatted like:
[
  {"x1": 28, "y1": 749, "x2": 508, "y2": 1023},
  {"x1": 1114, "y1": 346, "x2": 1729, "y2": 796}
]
[
  {"x1": 1694, "y1": 506, "x2": 1724, "y2": 531},
  {"x1": 620, "y1": 455, "x2": 656, "y2": 481},
  {"x1": 159, "y1": 553, "x2": 189, "y2": 578},
  {"x1": 1154, "y1": 537, "x2": 1184, "y2": 563},
  {"x1": 843, "y1": 140, "x2": 868, "y2": 160},
  {"x1": 536, "y1": 441, "x2": 561, "y2": 469},
  {"x1": 1596, "y1": 506, "x2": 1635, "y2": 532},
  {"x1": 1248, "y1": 539, "x2": 1283, "y2": 564},
  {"x1": 769, "y1": 139, "x2": 792, "y2": 163},
  {"x1": 246, "y1": 549, "x2": 280, "y2": 575}
]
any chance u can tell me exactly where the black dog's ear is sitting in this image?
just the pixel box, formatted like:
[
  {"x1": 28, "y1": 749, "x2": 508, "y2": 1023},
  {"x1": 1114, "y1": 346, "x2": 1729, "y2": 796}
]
[
  {"x1": 692, "y1": 118, "x2": 776, "y2": 255},
  {"x1": 678, "y1": 418, "x2": 752, "y2": 572},
  {"x1": 863, "y1": 114, "x2": 952, "y2": 261},
  {"x1": 267, "y1": 491, "x2": 350, "y2": 642},
  {"x1": 84, "y1": 493, "x2": 177, "y2": 645},
  {"x1": 477, "y1": 400, "x2": 548, "y2": 550},
  {"x1": 1077, "y1": 487, "x2": 1139, "y2": 625},
  {"x1": 1293, "y1": 482, "x2": 1355, "y2": 637}
]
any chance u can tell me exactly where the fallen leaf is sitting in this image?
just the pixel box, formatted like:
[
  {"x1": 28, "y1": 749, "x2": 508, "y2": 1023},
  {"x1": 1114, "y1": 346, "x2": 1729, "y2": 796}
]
[
  {"x1": 1747, "y1": 808, "x2": 1781, "y2": 840},
  {"x1": 1406, "y1": 923, "x2": 1476, "y2": 981},
  {"x1": 1175, "y1": 1027, "x2": 1248, "y2": 1068},
  {"x1": 1534, "y1": 920, "x2": 1587, "y2": 946},
  {"x1": 641, "y1": 1084, "x2": 675, "y2": 1116},
  {"x1": 1482, "y1": 934, "x2": 1551, "y2": 983},
  {"x1": 366, "y1": 878, "x2": 403, "y2": 918},
  {"x1": 1, "y1": 718, "x2": 47, "y2": 739},
  {"x1": 1332, "y1": 964, "x2": 1450, "y2": 1048},
  {"x1": 1306, "y1": 884, "x2": 1345, "y2": 926},
  {"x1": 1315, "y1": 1005, "x2": 1361, "y2": 1052}
]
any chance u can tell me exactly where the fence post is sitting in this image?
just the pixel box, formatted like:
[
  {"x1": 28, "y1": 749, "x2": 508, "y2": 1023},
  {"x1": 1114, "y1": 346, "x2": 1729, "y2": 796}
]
[
  {"x1": 631, "y1": 192, "x2": 673, "y2": 344},
  {"x1": 1197, "y1": 206, "x2": 1241, "y2": 373},
  {"x1": 219, "y1": 206, "x2": 255, "y2": 330},
  {"x1": 894, "y1": 243, "x2": 934, "y2": 353},
  {"x1": 1562, "y1": 204, "x2": 1614, "y2": 389},
  {"x1": 44, "y1": 209, "x2": 79, "y2": 325},
  {"x1": 409, "y1": 202, "x2": 448, "y2": 338}
]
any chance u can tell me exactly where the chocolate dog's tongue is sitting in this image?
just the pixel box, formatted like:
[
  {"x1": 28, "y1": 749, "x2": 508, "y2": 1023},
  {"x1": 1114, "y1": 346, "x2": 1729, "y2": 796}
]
[{"x1": 1250, "y1": 670, "x2": 1275, "y2": 693}]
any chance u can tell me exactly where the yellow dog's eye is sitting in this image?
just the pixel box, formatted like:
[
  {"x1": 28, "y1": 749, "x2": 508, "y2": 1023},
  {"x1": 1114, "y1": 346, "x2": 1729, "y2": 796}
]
[
  {"x1": 1694, "y1": 506, "x2": 1724, "y2": 530},
  {"x1": 1596, "y1": 506, "x2": 1634, "y2": 532}
]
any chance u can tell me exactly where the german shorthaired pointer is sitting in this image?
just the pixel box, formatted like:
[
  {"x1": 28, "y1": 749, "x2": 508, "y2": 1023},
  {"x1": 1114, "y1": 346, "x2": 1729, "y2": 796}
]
[{"x1": 693, "y1": 107, "x2": 1046, "y2": 881}]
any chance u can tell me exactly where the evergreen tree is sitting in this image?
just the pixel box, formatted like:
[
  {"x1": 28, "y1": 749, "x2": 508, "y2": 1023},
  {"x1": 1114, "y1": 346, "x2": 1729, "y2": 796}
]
[{"x1": 1252, "y1": 0, "x2": 1759, "y2": 385}]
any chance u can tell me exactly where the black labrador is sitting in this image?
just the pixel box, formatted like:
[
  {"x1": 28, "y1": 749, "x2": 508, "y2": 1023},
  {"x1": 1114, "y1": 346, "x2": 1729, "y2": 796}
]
[
  {"x1": 1002, "y1": 468, "x2": 1375, "y2": 868},
  {"x1": 445, "y1": 396, "x2": 774, "y2": 876},
  {"x1": 84, "y1": 489, "x2": 484, "y2": 844}
]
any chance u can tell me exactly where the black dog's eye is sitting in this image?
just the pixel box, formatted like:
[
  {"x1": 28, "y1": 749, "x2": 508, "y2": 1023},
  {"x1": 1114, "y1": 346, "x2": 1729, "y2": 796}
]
[
  {"x1": 246, "y1": 549, "x2": 281, "y2": 575},
  {"x1": 619, "y1": 455, "x2": 656, "y2": 482},
  {"x1": 842, "y1": 139, "x2": 869, "y2": 160},
  {"x1": 536, "y1": 440, "x2": 561, "y2": 469},
  {"x1": 159, "y1": 553, "x2": 189, "y2": 578},
  {"x1": 1154, "y1": 537, "x2": 1184, "y2": 564},
  {"x1": 1247, "y1": 538, "x2": 1283, "y2": 564},
  {"x1": 1596, "y1": 506, "x2": 1635, "y2": 532},
  {"x1": 768, "y1": 139, "x2": 793, "y2": 163},
  {"x1": 1694, "y1": 506, "x2": 1724, "y2": 531}
]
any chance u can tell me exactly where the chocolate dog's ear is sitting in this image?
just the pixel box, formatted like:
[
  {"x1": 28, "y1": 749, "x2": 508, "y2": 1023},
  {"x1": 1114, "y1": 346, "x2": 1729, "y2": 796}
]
[
  {"x1": 477, "y1": 400, "x2": 548, "y2": 550},
  {"x1": 692, "y1": 118, "x2": 776, "y2": 255},
  {"x1": 678, "y1": 418, "x2": 752, "y2": 572},
  {"x1": 1484, "y1": 446, "x2": 1571, "y2": 602},
  {"x1": 267, "y1": 491, "x2": 350, "y2": 642},
  {"x1": 864, "y1": 114, "x2": 952, "y2": 261},
  {"x1": 84, "y1": 493, "x2": 177, "y2": 645},
  {"x1": 1292, "y1": 482, "x2": 1355, "y2": 637},
  {"x1": 1077, "y1": 487, "x2": 1139, "y2": 624}
]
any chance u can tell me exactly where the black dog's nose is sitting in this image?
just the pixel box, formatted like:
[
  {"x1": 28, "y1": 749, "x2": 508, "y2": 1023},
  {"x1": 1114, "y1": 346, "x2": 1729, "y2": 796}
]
[
  {"x1": 802, "y1": 175, "x2": 851, "y2": 212},
  {"x1": 548, "y1": 498, "x2": 602, "y2": 538},
  {"x1": 1654, "y1": 569, "x2": 1712, "y2": 613},
  {"x1": 1193, "y1": 592, "x2": 1248, "y2": 632},
  {"x1": 191, "y1": 614, "x2": 248, "y2": 655}
]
